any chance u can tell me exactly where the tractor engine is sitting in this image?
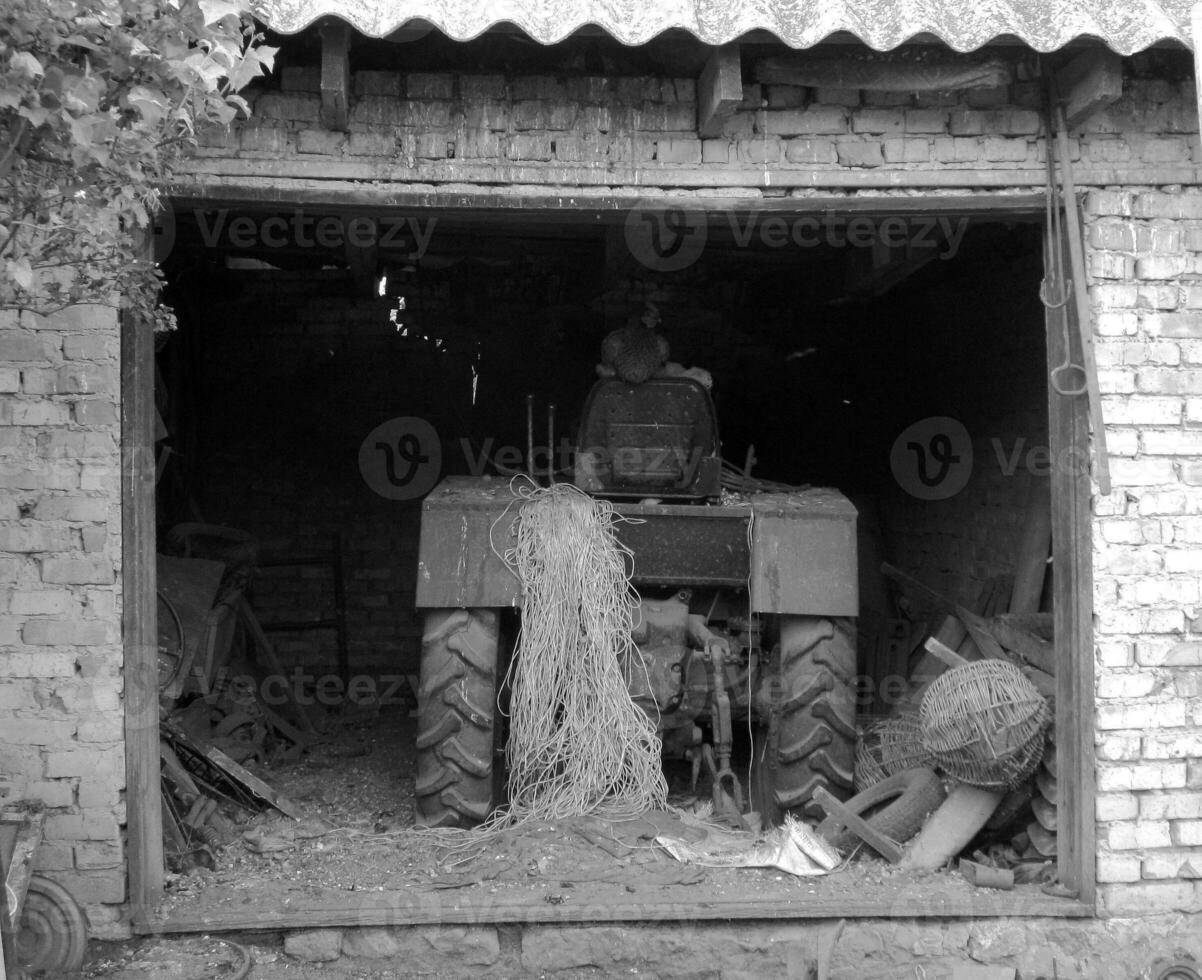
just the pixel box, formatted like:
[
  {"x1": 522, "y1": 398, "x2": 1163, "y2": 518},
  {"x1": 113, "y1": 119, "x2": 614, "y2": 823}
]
[{"x1": 624, "y1": 591, "x2": 760, "y2": 760}]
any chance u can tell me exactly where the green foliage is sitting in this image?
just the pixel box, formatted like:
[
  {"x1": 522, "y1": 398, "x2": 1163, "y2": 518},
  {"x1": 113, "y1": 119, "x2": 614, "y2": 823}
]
[{"x1": 0, "y1": 0, "x2": 275, "y2": 326}]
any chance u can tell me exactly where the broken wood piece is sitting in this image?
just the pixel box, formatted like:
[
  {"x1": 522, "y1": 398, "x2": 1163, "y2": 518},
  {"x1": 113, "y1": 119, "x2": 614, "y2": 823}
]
[
  {"x1": 2, "y1": 809, "x2": 44, "y2": 926},
  {"x1": 960, "y1": 858, "x2": 1015, "y2": 891},
  {"x1": 881, "y1": 563, "x2": 1006, "y2": 660},
  {"x1": 1009, "y1": 479, "x2": 1051, "y2": 615},
  {"x1": 988, "y1": 617, "x2": 1055, "y2": 675},
  {"x1": 574, "y1": 825, "x2": 632, "y2": 860},
  {"x1": 925, "y1": 636, "x2": 970, "y2": 669},
  {"x1": 1054, "y1": 47, "x2": 1123, "y2": 129},
  {"x1": 238, "y1": 598, "x2": 318, "y2": 736},
  {"x1": 201, "y1": 744, "x2": 304, "y2": 820},
  {"x1": 816, "y1": 918, "x2": 846, "y2": 980},
  {"x1": 812, "y1": 786, "x2": 903, "y2": 863}
]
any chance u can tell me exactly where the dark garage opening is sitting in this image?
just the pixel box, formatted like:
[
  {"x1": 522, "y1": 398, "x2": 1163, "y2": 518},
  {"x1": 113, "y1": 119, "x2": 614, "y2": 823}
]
[{"x1": 146, "y1": 201, "x2": 1068, "y2": 920}]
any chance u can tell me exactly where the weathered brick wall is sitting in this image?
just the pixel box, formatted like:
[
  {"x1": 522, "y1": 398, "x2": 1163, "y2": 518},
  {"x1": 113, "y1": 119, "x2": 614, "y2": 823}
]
[
  {"x1": 0, "y1": 304, "x2": 126, "y2": 937},
  {"x1": 1086, "y1": 186, "x2": 1202, "y2": 915},
  {"x1": 193, "y1": 65, "x2": 1196, "y2": 181}
]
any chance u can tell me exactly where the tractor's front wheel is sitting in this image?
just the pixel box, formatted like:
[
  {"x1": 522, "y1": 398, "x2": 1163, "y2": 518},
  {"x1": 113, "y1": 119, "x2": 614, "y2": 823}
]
[
  {"x1": 414, "y1": 608, "x2": 499, "y2": 828},
  {"x1": 753, "y1": 616, "x2": 857, "y2": 824}
]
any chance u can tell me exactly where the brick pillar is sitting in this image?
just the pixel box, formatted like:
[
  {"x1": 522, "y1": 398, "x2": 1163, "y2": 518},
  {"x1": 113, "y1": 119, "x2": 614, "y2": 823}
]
[{"x1": 0, "y1": 304, "x2": 127, "y2": 938}]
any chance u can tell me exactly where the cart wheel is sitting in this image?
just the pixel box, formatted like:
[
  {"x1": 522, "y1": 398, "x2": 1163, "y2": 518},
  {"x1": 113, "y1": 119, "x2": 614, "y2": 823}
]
[{"x1": 15, "y1": 875, "x2": 88, "y2": 975}]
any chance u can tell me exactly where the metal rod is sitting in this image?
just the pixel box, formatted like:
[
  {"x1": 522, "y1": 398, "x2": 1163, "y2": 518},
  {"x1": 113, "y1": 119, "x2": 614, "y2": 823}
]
[
  {"x1": 525, "y1": 393, "x2": 534, "y2": 477},
  {"x1": 1053, "y1": 100, "x2": 1112, "y2": 495},
  {"x1": 547, "y1": 403, "x2": 556, "y2": 485}
]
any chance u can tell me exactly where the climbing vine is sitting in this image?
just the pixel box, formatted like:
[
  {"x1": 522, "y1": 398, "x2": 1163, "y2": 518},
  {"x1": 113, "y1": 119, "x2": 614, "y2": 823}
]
[{"x1": 0, "y1": 0, "x2": 275, "y2": 326}]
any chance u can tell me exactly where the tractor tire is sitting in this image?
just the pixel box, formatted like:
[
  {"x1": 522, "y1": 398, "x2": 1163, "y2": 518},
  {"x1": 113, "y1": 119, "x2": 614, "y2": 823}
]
[
  {"x1": 16, "y1": 874, "x2": 88, "y2": 974},
  {"x1": 758, "y1": 616, "x2": 858, "y2": 823},
  {"x1": 815, "y1": 767, "x2": 947, "y2": 852},
  {"x1": 414, "y1": 608, "x2": 499, "y2": 828}
]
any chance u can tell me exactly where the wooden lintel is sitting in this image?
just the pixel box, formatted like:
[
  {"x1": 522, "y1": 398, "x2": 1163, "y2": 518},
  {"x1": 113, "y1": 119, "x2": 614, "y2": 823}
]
[
  {"x1": 698, "y1": 45, "x2": 743, "y2": 138},
  {"x1": 319, "y1": 18, "x2": 351, "y2": 131},
  {"x1": 1054, "y1": 48, "x2": 1122, "y2": 129}
]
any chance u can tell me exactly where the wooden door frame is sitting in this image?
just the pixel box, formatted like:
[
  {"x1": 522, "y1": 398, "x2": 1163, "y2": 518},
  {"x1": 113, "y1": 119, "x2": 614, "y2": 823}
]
[{"x1": 121, "y1": 189, "x2": 1096, "y2": 917}]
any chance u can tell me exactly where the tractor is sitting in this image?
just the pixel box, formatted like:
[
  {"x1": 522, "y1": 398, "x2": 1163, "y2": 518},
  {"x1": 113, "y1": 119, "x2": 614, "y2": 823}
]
[{"x1": 413, "y1": 375, "x2": 859, "y2": 828}]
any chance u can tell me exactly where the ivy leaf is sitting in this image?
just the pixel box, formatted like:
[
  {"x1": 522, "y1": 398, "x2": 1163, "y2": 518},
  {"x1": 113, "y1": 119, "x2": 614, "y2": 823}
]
[
  {"x1": 126, "y1": 84, "x2": 165, "y2": 125},
  {"x1": 198, "y1": 0, "x2": 243, "y2": 25},
  {"x1": 8, "y1": 257, "x2": 34, "y2": 292},
  {"x1": 10, "y1": 51, "x2": 45, "y2": 78}
]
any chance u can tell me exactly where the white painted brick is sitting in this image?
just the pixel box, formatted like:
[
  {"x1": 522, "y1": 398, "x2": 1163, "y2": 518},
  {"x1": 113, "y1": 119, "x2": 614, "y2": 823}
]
[
  {"x1": 1100, "y1": 880, "x2": 1197, "y2": 915},
  {"x1": 1109, "y1": 458, "x2": 1177, "y2": 486},
  {"x1": 1096, "y1": 312, "x2": 1140, "y2": 336},
  {"x1": 1147, "y1": 607, "x2": 1186, "y2": 632},
  {"x1": 1102, "y1": 397, "x2": 1183, "y2": 425},
  {"x1": 1096, "y1": 672, "x2": 1160, "y2": 700},
  {"x1": 1097, "y1": 701, "x2": 1187, "y2": 730},
  {"x1": 1096, "y1": 732, "x2": 1144, "y2": 757},
  {"x1": 1098, "y1": 762, "x2": 1187, "y2": 791},
  {"x1": 1142, "y1": 852, "x2": 1202, "y2": 879},
  {"x1": 1098, "y1": 792, "x2": 1140, "y2": 821},
  {"x1": 1173, "y1": 820, "x2": 1202, "y2": 845},
  {"x1": 1099, "y1": 520, "x2": 1148, "y2": 545},
  {"x1": 1166, "y1": 549, "x2": 1202, "y2": 572},
  {"x1": 1097, "y1": 546, "x2": 1163, "y2": 575},
  {"x1": 1092, "y1": 491, "x2": 1129, "y2": 517},
  {"x1": 1143, "y1": 733, "x2": 1202, "y2": 759},
  {"x1": 1097, "y1": 852, "x2": 1143, "y2": 883},
  {"x1": 1140, "y1": 791, "x2": 1202, "y2": 819},
  {"x1": 1107, "y1": 429, "x2": 1139, "y2": 456},
  {"x1": 1096, "y1": 640, "x2": 1134, "y2": 667},
  {"x1": 1122, "y1": 577, "x2": 1200, "y2": 605},
  {"x1": 1136, "y1": 641, "x2": 1202, "y2": 666},
  {"x1": 1142, "y1": 429, "x2": 1202, "y2": 454},
  {"x1": 1138, "y1": 490, "x2": 1188, "y2": 515},
  {"x1": 1106, "y1": 819, "x2": 1173, "y2": 849}
]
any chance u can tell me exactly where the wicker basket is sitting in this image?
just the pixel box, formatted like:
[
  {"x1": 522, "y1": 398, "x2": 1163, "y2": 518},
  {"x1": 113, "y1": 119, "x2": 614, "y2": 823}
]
[
  {"x1": 919, "y1": 659, "x2": 1051, "y2": 790},
  {"x1": 854, "y1": 716, "x2": 932, "y2": 791}
]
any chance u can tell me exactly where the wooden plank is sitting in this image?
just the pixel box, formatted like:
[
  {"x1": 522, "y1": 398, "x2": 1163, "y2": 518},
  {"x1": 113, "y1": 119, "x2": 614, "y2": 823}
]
[
  {"x1": 925, "y1": 637, "x2": 969, "y2": 669},
  {"x1": 238, "y1": 598, "x2": 318, "y2": 736},
  {"x1": 697, "y1": 45, "x2": 743, "y2": 138},
  {"x1": 1010, "y1": 478, "x2": 1052, "y2": 614},
  {"x1": 201, "y1": 745, "x2": 305, "y2": 820},
  {"x1": 3, "y1": 811, "x2": 44, "y2": 925},
  {"x1": 319, "y1": 19, "x2": 351, "y2": 131},
  {"x1": 812, "y1": 787, "x2": 904, "y2": 862},
  {"x1": 139, "y1": 885, "x2": 1092, "y2": 934},
  {"x1": 880, "y1": 563, "x2": 1006, "y2": 660},
  {"x1": 1046, "y1": 222, "x2": 1097, "y2": 908},
  {"x1": 121, "y1": 277, "x2": 164, "y2": 925},
  {"x1": 1054, "y1": 104, "x2": 1111, "y2": 496},
  {"x1": 169, "y1": 157, "x2": 1202, "y2": 192},
  {"x1": 169, "y1": 183, "x2": 1049, "y2": 217},
  {"x1": 1054, "y1": 48, "x2": 1123, "y2": 129},
  {"x1": 988, "y1": 617, "x2": 1056, "y2": 675},
  {"x1": 1194, "y1": 5, "x2": 1202, "y2": 139}
]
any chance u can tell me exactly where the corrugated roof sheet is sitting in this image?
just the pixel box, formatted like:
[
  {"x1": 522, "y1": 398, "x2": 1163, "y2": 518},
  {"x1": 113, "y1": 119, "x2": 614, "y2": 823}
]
[{"x1": 255, "y1": 0, "x2": 1192, "y2": 53}]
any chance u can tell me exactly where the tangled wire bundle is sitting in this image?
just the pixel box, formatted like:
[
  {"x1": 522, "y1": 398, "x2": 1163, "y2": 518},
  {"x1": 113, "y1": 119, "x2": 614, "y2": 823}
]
[{"x1": 503, "y1": 483, "x2": 668, "y2": 822}]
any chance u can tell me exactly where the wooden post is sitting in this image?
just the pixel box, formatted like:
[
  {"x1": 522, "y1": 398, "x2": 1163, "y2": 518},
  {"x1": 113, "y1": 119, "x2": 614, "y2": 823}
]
[
  {"x1": 320, "y1": 18, "x2": 351, "y2": 131},
  {"x1": 121, "y1": 248, "x2": 164, "y2": 924},
  {"x1": 1194, "y1": 5, "x2": 1202, "y2": 138},
  {"x1": 1046, "y1": 221, "x2": 1097, "y2": 906},
  {"x1": 697, "y1": 45, "x2": 742, "y2": 138}
]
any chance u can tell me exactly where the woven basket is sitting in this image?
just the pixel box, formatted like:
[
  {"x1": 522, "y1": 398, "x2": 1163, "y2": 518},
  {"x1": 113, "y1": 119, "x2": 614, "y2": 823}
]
[
  {"x1": 854, "y1": 716, "x2": 932, "y2": 791},
  {"x1": 920, "y1": 659, "x2": 1051, "y2": 790}
]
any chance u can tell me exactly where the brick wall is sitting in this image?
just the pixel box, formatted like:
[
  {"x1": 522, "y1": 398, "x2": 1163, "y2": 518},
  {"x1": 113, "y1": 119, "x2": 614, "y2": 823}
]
[
  {"x1": 191, "y1": 63, "x2": 1197, "y2": 182},
  {"x1": 1086, "y1": 186, "x2": 1202, "y2": 915},
  {"x1": 0, "y1": 304, "x2": 126, "y2": 937}
]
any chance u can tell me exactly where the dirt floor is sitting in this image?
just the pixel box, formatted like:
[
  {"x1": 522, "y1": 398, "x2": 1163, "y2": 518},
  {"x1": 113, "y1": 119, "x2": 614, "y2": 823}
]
[{"x1": 70, "y1": 703, "x2": 1071, "y2": 979}]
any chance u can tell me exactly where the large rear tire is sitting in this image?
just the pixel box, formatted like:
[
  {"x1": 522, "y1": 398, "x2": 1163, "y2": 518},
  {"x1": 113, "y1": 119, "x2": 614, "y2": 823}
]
[
  {"x1": 755, "y1": 616, "x2": 857, "y2": 823},
  {"x1": 414, "y1": 608, "x2": 498, "y2": 828}
]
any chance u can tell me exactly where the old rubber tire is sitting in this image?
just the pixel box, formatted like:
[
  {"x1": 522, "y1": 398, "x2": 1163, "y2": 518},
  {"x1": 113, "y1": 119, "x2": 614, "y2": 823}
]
[
  {"x1": 414, "y1": 608, "x2": 498, "y2": 828},
  {"x1": 16, "y1": 875, "x2": 88, "y2": 974},
  {"x1": 816, "y1": 767, "x2": 947, "y2": 852},
  {"x1": 758, "y1": 616, "x2": 858, "y2": 823}
]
